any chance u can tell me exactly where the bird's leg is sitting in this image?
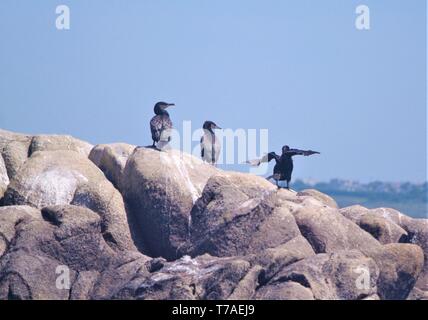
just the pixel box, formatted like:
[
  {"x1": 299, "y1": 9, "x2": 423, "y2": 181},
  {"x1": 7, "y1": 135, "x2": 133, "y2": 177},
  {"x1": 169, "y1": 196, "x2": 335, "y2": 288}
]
[
  {"x1": 286, "y1": 180, "x2": 290, "y2": 190},
  {"x1": 276, "y1": 180, "x2": 280, "y2": 189},
  {"x1": 152, "y1": 141, "x2": 163, "y2": 152}
]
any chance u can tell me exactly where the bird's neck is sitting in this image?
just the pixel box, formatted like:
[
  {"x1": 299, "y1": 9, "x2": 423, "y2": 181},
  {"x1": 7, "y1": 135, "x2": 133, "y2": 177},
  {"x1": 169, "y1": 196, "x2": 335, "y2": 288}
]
[
  {"x1": 156, "y1": 109, "x2": 169, "y2": 116},
  {"x1": 204, "y1": 128, "x2": 215, "y2": 135}
]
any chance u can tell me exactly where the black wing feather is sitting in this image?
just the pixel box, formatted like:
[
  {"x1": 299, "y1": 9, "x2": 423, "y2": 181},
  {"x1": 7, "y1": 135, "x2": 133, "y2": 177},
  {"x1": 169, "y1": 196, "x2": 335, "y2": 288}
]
[
  {"x1": 285, "y1": 149, "x2": 320, "y2": 156},
  {"x1": 150, "y1": 115, "x2": 172, "y2": 142}
]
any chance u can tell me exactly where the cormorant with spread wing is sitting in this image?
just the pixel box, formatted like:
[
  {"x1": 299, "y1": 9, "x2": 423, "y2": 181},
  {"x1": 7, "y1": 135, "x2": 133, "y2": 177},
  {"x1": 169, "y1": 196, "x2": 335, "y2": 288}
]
[
  {"x1": 150, "y1": 101, "x2": 175, "y2": 150},
  {"x1": 246, "y1": 145, "x2": 320, "y2": 189},
  {"x1": 200, "y1": 121, "x2": 222, "y2": 165}
]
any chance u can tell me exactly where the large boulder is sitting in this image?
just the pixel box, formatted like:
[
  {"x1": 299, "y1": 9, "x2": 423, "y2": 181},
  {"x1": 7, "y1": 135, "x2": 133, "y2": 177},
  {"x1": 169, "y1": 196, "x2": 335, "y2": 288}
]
[
  {"x1": 188, "y1": 172, "x2": 301, "y2": 257},
  {"x1": 288, "y1": 195, "x2": 382, "y2": 256},
  {"x1": 2, "y1": 150, "x2": 135, "y2": 251},
  {"x1": 227, "y1": 265, "x2": 264, "y2": 300},
  {"x1": 369, "y1": 208, "x2": 428, "y2": 292},
  {"x1": 0, "y1": 129, "x2": 31, "y2": 181},
  {"x1": 0, "y1": 206, "x2": 41, "y2": 259},
  {"x1": 0, "y1": 130, "x2": 93, "y2": 182},
  {"x1": 89, "y1": 143, "x2": 135, "y2": 189},
  {"x1": 0, "y1": 205, "x2": 74, "y2": 299},
  {"x1": 370, "y1": 243, "x2": 424, "y2": 300},
  {"x1": 264, "y1": 250, "x2": 379, "y2": 300},
  {"x1": 254, "y1": 281, "x2": 315, "y2": 300},
  {"x1": 296, "y1": 189, "x2": 338, "y2": 209},
  {"x1": 341, "y1": 205, "x2": 428, "y2": 293},
  {"x1": 292, "y1": 203, "x2": 424, "y2": 299},
  {"x1": 358, "y1": 213, "x2": 408, "y2": 244},
  {"x1": 400, "y1": 219, "x2": 428, "y2": 292},
  {"x1": 339, "y1": 205, "x2": 412, "y2": 235},
  {"x1": 88, "y1": 250, "x2": 151, "y2": 299},
  {"x1": 340, "y1": 206, "x2": 408, "y2": 244},
  {"x1": 29, "y1": 135, "x2": 93, "y2": 157},
  {"x1": 122, "y1": 147, "x2": 218, "y2": 259},
  {"x1": 0, "y1": 205, "x2": 150, "y2": 300},
  {"x1": 249, "y1": 235, "x2": 316, "y2": 284}
]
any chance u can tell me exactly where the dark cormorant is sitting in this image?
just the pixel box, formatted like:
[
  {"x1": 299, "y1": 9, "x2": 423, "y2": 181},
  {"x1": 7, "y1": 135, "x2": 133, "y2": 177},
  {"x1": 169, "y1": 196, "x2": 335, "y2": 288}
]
[
  {"x1": 200, "y1": 121, "x2": 222, "y2": 165},
  {"x1": 247, "y1": 145, "x2": 320, "y2": 189},
  {"x1": 150, "y1": 101, "x2": 175, "y2": 150}
]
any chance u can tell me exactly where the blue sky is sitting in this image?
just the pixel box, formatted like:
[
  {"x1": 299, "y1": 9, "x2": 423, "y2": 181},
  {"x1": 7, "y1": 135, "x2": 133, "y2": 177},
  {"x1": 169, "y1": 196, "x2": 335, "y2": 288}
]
[{"x1": 0, "y1": 0, "x2": 426, "y2": 182}]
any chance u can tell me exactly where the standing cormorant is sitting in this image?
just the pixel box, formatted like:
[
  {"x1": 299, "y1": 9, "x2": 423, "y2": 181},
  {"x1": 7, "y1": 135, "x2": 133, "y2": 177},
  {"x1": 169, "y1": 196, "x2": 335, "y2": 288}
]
[
  {"x1": 150, "y1": 101, "x2": 175, "y2": 150},
  {"x1": 246, "y1": 145, "x2": 320, "y2": 189},
  {"x1": 200, "y1": 121, "x2": 222, "y2": 165}
]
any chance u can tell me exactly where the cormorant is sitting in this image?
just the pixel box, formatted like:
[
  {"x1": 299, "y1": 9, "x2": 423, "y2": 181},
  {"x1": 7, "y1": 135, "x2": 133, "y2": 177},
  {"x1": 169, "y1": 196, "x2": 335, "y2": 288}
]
[
  {"x1": 246, "y1": 145, "x2": 320, "y2": 189},
  {"x1": 150, "y1": 101, "x2": 175, "y2": 150},
  {"x1": 200, "y1": 121, "x2": 222, "y2": 165}
]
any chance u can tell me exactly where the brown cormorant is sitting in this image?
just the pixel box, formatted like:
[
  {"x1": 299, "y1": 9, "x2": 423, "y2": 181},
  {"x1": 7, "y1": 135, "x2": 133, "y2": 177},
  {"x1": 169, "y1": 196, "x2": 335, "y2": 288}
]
[
  {"x1": 247, "y1": 145, "x2": 320, "y2": 189},
  {"x1": 200, "y1": 121, "x2": 222, "y2": 165},
  {"x1": 150, "y1": 101, "x2": 175, "y2": 150}
]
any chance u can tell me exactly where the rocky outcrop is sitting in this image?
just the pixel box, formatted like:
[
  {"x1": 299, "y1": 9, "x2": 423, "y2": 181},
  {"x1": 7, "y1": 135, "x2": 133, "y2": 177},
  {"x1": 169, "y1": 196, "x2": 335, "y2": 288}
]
[
  {"x1": 2, "y1": 150, "x2": 135, "y2": 251},
  {"x1": 116, "y1": 254, "x2": 251, "y2": 300},
  {"x1": 402, "y1": 219, "x2": 428, "y2": 292},
  {"x1": 255, "y1": 281, "x2": 315, "y2": 300},
  {"x1": 122, "y1": 147, "x2": 217, "y2": 260},
  {"x1": 89, "y1": 143, "x2": 136, "y2": 189},
  {"x1": 188, "y1": 172, "x2": 301, "y2": 257},
  {"x1": 296, "y1": 189, "x2": 338, "y2": 208},
  {"x1": 0, "y1": 130, "x2": 93, "y2": 182},
  {"x1": 249, "y1": 235, "x2": 316, "y2": 283},
  {"x1": 340, "y1": 205, "x2": 428, "y2": 294},
  {"x1": 0, "y1": 129, "x2": 426, "y2": 300},
  {"x1": 29, "y1": 134, "x2": 93, "y2": 157},
  {"x1": 370, "y1": 243, "x2": 424, "y2": 300},
  {"x1": 340, "y1": 206, "x2": 408, "y2": 244},
  {"x1": 267, "y1": 250, "x2": 379, "y2": 300},
  {"x1": 0, "y1": 205, "x2": 150, "y2": 299},
  {"x1": 289, "y1": 198, "x2": 382, "y2": 256},
  {"x1": 0, "y1": 129, "x2": 32, "y2": 182}
]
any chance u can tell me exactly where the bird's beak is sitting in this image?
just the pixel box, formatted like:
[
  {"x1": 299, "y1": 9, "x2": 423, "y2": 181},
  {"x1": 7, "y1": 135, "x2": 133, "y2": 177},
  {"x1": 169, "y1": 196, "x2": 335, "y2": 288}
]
[
  {"x1": 166, "y1": 103, "x2": 175, "y2": 108},
  {"x1": 214, "y1": 124, "x2": 222, "y2": 129}
]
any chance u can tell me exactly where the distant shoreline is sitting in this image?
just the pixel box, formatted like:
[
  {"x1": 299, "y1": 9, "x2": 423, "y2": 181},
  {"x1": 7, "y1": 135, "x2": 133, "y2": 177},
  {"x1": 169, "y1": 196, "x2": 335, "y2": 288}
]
[{"x1": 293, "y1": 179, "x2": 428, "y2": 219}]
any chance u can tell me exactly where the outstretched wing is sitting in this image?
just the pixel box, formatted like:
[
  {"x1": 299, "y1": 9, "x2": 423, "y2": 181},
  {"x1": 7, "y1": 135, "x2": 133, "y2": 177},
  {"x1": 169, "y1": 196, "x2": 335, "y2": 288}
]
[
  {"x1": 302, "y1": 150, "x2": 320, "y2": 156},
  {"x1": 245, "y1": 152, "x2": 279, "y2": 166},
  {"x1": 286, "y1": 149, "x2": 320, "y2": 157}
]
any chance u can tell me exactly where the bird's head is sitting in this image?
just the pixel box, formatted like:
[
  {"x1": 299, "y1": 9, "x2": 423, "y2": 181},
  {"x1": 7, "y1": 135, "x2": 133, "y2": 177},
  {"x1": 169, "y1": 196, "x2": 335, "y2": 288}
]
[
  {"x1": 282, "y1": 145, "x2": 290, "y2": 154},
  {"x1": 203, "y1": 121, "x2": 222, "y2": 132},
  {"x1": 154, "y1": 101, "x2": 175, "y2": 115}
]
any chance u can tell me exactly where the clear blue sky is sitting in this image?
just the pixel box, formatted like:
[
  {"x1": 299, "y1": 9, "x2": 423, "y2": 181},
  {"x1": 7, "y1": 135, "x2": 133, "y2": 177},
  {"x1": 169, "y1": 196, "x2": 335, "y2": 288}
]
[{"x1": 0, "y1": 0, "x2": 426, "y2": 182}]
